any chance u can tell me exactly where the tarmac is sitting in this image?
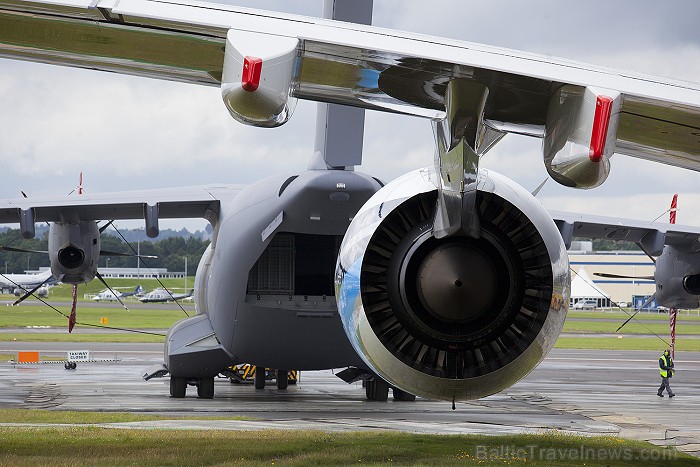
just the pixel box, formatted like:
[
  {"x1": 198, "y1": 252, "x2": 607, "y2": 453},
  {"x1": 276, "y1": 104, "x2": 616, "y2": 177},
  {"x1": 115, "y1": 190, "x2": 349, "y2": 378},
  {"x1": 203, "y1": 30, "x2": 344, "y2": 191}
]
[{"x1": 0, "y1": 343, "x2": 698, "y2": 457}]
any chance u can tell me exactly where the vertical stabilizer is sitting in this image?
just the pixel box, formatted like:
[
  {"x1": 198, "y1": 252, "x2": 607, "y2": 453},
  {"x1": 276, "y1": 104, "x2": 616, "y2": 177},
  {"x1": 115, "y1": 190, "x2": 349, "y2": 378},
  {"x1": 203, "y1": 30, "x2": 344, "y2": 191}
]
[{"x1": 310, "y1": 0, "x2": 373, "y2": 170}]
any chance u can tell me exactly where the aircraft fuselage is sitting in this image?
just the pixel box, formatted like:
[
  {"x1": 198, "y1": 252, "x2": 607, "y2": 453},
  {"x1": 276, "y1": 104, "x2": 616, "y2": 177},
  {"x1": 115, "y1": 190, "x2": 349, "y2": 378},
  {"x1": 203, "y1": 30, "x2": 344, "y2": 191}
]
[{"x1": 165, "y1": 169, "x2": 381, "y2": 377}]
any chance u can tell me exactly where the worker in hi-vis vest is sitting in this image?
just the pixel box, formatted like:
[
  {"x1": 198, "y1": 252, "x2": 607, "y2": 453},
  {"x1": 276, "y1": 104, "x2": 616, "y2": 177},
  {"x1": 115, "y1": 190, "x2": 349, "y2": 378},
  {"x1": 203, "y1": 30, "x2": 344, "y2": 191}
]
[{"x1": 657, "y1": 349, "x2": 676, "y2": 398}]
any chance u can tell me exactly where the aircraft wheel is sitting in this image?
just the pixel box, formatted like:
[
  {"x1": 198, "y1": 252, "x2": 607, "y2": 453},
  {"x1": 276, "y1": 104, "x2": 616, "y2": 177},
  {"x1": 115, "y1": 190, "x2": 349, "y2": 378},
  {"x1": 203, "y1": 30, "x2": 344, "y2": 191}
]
[
  {"x1": 365, "y1": 378, "x2": 389, "y2": 401},
  {"x1": 392, "y1": 387, "x2": 416, "y2": 401},
  {"x1": 170, "y1": 376, "x2": 186, "y2": 398},
  {"x1": 64, "y1": 362, "x2": 70, "y2": 370},
  {"x1": 254, "y1": 368, "x2": 266, "y2": 389},
  {"x1": 276, "y1": 369, "x2": 288, "y2": 390},
  {"x1": 197, "y1": 377, "x2": 215, "y2": 399}
]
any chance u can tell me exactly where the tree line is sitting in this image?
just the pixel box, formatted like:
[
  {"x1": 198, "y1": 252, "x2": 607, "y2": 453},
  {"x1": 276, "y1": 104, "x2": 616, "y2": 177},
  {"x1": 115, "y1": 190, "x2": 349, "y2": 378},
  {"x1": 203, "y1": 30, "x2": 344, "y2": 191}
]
[{"x1": 0, "y1": 229, "x2": 209, "y2": 276}]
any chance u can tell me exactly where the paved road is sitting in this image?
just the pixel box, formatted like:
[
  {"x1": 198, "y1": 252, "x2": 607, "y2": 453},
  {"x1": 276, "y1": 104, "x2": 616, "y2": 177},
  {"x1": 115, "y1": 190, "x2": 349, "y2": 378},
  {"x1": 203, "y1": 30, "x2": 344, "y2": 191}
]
[{"x1": 1, "y1": 345, "x2": 698, "y2": 456}]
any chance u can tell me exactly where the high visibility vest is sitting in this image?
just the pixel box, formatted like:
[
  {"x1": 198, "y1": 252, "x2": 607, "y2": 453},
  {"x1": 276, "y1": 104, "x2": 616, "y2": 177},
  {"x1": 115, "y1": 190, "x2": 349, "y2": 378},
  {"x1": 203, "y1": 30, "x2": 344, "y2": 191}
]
[{"x1": 660, "y1": 355, "x2": 673, "y2": 377}]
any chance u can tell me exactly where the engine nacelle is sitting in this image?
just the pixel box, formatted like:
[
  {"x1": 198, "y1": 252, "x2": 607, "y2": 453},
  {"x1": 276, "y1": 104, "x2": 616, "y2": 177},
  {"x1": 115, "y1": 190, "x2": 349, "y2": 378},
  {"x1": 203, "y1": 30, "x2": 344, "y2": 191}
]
[
  {"x1": 221, "y1": 29, "x2": 299, "y2": 128},
  {"x1": 543, "y1": 85, "x2": 621, "y2": 189},
  {"x1": 48, "y1": 221, "x2": 100, "y2": 284},
  {"x1": 336, "y1": 168, "x2": 569, "y2": 401},
  {"x1": 655, "y1": 246, "x2": 700, "y2": 309}
]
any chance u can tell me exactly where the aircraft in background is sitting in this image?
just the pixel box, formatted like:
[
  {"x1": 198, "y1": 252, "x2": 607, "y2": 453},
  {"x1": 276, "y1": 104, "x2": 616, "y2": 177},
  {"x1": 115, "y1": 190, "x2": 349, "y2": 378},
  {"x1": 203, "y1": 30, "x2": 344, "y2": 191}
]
[
  {"x1": 139, "y1": 288, "x2": 193, "y2": 304},
  {"x1": 93, "y1": 285, "x2": 144, "y2": 302},
  {"x1": 1, "y1": 0, "x2": 700, "y2": 402},
  {"x1": 0, "y1": 269, "x2": 57, "y2": 297}
]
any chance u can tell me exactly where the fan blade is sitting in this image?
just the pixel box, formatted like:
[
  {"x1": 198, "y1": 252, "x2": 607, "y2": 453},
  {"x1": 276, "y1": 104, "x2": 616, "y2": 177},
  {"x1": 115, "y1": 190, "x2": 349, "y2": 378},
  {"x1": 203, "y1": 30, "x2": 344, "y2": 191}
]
[
  {"x1": 0, "y1": 246, "x2": 48, "y2": 255},
  {"x1": 96, "y1": 271, "x2": 129, "y2": 311},
  {"x1": 594, "y1": 272, "x2": 655, "y2": 280},
  {"x1": 68, "y1": 285, "x2": 77, "y2": 333},
  {"x1": 11, "y1": 275, "x2": 54, "y2": 306},
  {"x1": 99, "y1": 249, "x2": 157, "y2": 259}
]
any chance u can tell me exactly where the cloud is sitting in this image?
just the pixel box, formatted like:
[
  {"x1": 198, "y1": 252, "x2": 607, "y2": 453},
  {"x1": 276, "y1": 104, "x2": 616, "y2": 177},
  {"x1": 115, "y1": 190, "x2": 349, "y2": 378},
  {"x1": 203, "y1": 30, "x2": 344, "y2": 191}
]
[{"x1": 1, "y1": 0, "x2": 699, "y2": 232}]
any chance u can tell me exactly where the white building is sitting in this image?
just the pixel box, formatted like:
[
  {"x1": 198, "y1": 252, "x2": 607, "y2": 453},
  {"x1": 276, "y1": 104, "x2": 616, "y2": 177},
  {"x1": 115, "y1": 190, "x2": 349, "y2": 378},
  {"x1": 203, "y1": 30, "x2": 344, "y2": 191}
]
[
  {"x1": 29, "y1": 267, "x2": 184, "y2": 280},
  {"x1": 568, "y1": 251, "x2": 655, "y2": 305}
]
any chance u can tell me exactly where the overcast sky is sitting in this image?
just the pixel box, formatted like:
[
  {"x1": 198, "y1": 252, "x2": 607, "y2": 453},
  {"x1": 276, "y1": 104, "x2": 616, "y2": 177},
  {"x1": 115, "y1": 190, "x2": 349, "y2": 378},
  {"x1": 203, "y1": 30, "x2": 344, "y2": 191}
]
[{"x1": 1, "y1": 0, "x2": 700, "y2": 232}]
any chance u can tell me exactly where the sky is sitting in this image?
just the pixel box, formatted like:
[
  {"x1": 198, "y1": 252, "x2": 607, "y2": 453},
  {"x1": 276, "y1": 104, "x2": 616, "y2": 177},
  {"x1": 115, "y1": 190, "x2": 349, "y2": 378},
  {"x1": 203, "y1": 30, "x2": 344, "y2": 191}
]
[{"x1": 1, "y1": 0, "x2": 700, "y2": 232}]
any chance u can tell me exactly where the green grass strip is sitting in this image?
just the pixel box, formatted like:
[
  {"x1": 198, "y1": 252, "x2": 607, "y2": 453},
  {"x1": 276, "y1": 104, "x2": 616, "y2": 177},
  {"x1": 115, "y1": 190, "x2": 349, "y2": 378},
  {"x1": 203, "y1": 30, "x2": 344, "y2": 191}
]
[
  {"x1": 0, "y1": 333, "x2": 164, "y2": 343},
  {"x1": 0, "y1": 409, "x2": 250, "y2": 424},
  {"x1": 556, "y1": 337, "x2": 700, "y2": 351},
  {"x1": 0, "y1": 428, "x2": 696, "y2": 466},
  {"x1": 563, "y1": 320, "x2": 700, "y2": 335},
  {"x1": 567, "y1": 310, "x2": 700, "y2": 321},
  {"x1": 0, "y1": 305, "x2": 185, "y2": 329}
]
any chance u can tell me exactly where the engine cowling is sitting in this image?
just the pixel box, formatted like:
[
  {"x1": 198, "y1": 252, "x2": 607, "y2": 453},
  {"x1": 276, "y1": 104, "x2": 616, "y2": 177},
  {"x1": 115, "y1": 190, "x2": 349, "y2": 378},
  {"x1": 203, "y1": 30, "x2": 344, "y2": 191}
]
[
  {"x1": 655, "y1": 246, "x2": 700, "y2": 309},
  {"x1": 48, "y1": 221, "x2": 100, "y2": 284},
  {"x1": 335, "y1": 168, "x2": 569, "y2": 401}
]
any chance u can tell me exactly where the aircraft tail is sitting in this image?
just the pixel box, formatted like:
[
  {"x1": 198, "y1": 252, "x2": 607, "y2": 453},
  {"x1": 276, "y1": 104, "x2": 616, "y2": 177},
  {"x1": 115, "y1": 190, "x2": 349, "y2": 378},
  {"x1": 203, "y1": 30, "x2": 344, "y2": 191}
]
[{"x1": 670, "y1": 194, "x2": 678, "y2": 224}]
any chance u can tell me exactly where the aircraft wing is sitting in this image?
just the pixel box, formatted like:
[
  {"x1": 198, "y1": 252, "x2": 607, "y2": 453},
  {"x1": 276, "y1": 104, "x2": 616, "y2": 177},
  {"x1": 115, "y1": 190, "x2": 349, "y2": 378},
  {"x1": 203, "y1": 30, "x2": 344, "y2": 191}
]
[
  {"x1": 551, "y1": 210, "x2": 700, "y2": 256},
  {"x1": 0, "y1": 184, "x2": 238, "y2": 235},
  {"x1": 2, "y1": 0, "x2": 700, "y2": 170}
]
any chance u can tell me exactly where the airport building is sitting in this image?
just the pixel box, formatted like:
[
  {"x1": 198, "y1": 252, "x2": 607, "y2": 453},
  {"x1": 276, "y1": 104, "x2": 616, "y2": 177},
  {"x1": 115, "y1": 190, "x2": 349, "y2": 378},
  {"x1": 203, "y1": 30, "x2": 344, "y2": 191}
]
[
  {"x1": 568, "y1": 241, "x2": 655, "y2": 307},
  {"x1": 28, "y1": 267, "x2": 185, "y2": 280}
]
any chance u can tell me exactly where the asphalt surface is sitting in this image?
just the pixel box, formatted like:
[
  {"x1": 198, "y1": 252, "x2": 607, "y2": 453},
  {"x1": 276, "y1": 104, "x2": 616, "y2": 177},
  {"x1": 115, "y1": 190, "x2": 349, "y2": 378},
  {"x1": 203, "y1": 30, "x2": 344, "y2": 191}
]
[{"x1": 0, "y1": 344, "x2": 698, "y2": 457}]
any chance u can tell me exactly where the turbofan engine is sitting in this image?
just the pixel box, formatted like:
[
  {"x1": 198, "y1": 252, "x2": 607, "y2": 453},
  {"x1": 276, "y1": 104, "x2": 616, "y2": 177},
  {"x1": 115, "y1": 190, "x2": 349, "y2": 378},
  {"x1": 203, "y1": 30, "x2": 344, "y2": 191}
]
[
  {"x1": 48, "y1": 221, "x2": 100, "y2": 284},
  {"x1": 655, "y1": 246, "x2": 700, "y2": 309},
  {"x1": 336, "y1": 168, "x2": 569, "y2": 401}
]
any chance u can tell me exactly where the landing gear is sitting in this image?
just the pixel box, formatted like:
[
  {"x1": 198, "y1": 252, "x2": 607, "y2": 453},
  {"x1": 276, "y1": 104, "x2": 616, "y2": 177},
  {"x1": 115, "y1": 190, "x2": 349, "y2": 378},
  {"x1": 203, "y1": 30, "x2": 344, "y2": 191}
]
[
  {"x1": 392, "y1": 387, "x2": 416, "y2": 401},
  {"x1": 64, "y1": 362, "x2": 77, "y2": 370},
  {"x1": 365, "y1": 377, "x2": 389, "y2": 401},
  {"x1": 276, "y1": 369, "x2": 288, "y2": 390},
  {"x1": 254, "y1": 367, "x2": 266, "y2": 389},
  {"x1": 197, "y1": 377, "x2": 215, "y2": 399},
  {"x1": 170, "y1": 376, "x2": 186, "y2": 398}
]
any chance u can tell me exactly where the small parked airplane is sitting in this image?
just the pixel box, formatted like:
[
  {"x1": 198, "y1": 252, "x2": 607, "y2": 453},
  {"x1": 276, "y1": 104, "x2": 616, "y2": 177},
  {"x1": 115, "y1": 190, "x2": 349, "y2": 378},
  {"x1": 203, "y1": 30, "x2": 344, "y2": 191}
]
[{"x1": 1, "y1": 0, "x2": 700, "y2": 403}]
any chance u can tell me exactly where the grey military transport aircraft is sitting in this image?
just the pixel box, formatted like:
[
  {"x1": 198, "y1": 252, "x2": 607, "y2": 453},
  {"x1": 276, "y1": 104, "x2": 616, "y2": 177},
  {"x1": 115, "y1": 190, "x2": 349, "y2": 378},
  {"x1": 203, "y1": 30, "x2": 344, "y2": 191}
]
[{"x1": 1, "y1": 0, "x2": 700, "y2": 403}]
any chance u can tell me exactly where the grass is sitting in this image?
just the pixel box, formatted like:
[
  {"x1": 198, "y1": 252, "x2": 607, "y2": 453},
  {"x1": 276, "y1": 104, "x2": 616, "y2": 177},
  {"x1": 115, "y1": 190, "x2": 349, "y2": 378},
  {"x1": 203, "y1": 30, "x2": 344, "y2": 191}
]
[
  {"x1": 0, "y1": 304, "x2": 188, "y2": 329},
  {"x1": 0, "y1": 409, "x2": 251, "y2": 424},
  {"x1": 567, "y1": 310, "x2": 700, "y2": 321},
  {"x1": 555, "y1": 337, "x2": 700, "y2": 352},
  {"x1": 0, "y1": 428, "x2": 695, "y2": 466},
  {"x1": 0, "y1": 332, "x2": 164, "y2": 343},
  {"x1": 563, "y1": 320, "x2": 700, "y2": 335}
]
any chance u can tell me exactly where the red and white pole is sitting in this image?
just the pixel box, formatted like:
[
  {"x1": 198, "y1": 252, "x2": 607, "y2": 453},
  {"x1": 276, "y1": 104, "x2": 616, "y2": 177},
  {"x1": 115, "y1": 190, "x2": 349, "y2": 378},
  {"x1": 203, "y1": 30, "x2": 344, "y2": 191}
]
[{"x1": 670, "y1": 307, "x2": 677, "y2": 359}]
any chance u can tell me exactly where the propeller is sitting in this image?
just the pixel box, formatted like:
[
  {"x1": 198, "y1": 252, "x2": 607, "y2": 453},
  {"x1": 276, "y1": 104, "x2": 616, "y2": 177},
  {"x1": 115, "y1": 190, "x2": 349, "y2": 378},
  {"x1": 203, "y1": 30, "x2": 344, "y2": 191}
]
[
  {"x1": 95, "y1": 271, "x2": 129, "y2": 311},
  {"x1": 615, "y1": 293, "x2": 656, "y2": 333},
  {"x1": 0, "y1": 245, "x2": 47, "y2": 255},
  {"x1": 11, "y1": 274, "x2": 55, "y2": 306},
  {"x1": 531, "y1": 178, "x2": 548, "y2": 197},
  {"x1": 593, "y1": 272, "x2": 655, "y2": 280}
]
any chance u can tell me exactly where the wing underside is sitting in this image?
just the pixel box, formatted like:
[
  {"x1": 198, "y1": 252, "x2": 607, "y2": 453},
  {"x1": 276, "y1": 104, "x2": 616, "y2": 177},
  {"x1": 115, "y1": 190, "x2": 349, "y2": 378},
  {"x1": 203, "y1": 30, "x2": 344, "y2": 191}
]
[
  {"x1": 551, "y1": 210, "x2": 700, "y2": 256},
  {"x1": 0, "y1": 184, "x2": 234, "y2": 227},
  {"x1": 2, "y1": 0, "x2": 700, "y2": 171}
]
